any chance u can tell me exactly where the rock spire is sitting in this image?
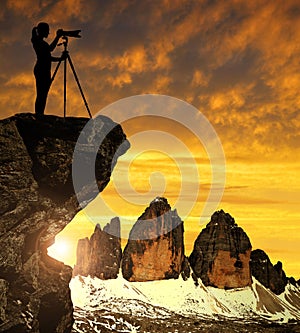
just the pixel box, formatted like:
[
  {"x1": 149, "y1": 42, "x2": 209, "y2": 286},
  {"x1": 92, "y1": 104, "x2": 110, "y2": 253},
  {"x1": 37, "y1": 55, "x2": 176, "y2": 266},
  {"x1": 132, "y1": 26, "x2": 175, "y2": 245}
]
[
  {"x1": 122, "y1": 197, "x2": 185, "y2": 281},
  {"x1": 189, "y1": 210, "x2": 252, "y2": 289}
]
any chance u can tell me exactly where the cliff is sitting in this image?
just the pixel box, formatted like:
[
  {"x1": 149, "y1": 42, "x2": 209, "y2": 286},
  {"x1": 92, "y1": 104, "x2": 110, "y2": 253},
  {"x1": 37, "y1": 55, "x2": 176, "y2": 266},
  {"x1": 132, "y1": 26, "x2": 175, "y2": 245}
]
[
  {"x1": 73, "y1": 217, "x2": 122, "y2": 279},
  {"x1": 0, "y1": 113, "x2": 129, "y2": 332},
  {"x1": 122, "y1": 197, "x2": 185, "y2": 282},
  {"x1": 189, "y1": 210, "x2": 252, "y2": 289}
]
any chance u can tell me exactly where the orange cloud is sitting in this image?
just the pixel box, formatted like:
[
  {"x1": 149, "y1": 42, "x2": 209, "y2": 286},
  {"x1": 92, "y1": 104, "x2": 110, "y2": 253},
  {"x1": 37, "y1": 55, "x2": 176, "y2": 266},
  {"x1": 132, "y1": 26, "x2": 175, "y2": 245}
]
[
  {"x1": 153, "y1": 75, "x2": 172, "y2": 93},
  {"x1": 106, "y1": 73, "x2": 132, "y2": 88},
  {"x1": 191, "y1": 70, "x2": 209, "y2": 88},
  {"x1": 117, "y1": 46, "x2": 149, "y2": 74},
  {"x1": 43, "y1": 0, "x2": 94, "y2": 24},
  {"x1": 6, "y1": 0, "x2": 41, "y2": 17},
  {"x1": 5, "y1": 72, "x2": 33, "y2": 87}
]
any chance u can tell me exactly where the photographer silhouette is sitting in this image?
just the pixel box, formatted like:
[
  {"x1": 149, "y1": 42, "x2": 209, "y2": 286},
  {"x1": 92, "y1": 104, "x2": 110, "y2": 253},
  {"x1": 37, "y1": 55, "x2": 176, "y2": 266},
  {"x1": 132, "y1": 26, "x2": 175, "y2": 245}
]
[{"x1": 31, "y1": 22, "x2": 66, "y2": 117}]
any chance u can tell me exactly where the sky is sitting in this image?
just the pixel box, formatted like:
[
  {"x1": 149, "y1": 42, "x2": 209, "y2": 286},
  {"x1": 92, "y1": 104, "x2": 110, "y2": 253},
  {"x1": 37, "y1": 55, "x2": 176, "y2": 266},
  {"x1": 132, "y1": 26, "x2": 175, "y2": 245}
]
[{"x1": 1, "y1": 0, "x2": 299, "y2": 278}]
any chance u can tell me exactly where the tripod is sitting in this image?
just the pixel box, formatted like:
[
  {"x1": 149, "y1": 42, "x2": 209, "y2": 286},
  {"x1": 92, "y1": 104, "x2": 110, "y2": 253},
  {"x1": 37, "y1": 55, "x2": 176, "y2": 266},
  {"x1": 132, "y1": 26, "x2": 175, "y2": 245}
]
[{"x1": 51, "y1": 36, "x2": 92, "y2": 118}]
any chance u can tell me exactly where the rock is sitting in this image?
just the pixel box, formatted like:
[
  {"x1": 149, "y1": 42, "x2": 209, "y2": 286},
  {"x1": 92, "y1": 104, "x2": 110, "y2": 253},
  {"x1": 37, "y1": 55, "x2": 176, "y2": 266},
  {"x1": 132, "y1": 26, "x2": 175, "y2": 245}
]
[
  {"x1": 189, "y1": 210, "x2": 252, "y2": 289},
  {"x1": 73, "y1": 217, "x2": 122, "y2": 279},
  {"x1": 0, "y1": 113, "x2": 129, "y2": 332},
  {"x1": 181, "y1": 256, "x2": 191, "y2": 281},
  {"x1": 122, "y1": 197, "x2": 185, "y2": 282},
  {"x1": 250, "y1": 249, "x2": 287, "y2": 295},
  {"x1": 288, "y1": 277, "x2": 299, "y2": 287},
  {"x1": 73, "y1": 238, "x2": 91, "y2": 277}
]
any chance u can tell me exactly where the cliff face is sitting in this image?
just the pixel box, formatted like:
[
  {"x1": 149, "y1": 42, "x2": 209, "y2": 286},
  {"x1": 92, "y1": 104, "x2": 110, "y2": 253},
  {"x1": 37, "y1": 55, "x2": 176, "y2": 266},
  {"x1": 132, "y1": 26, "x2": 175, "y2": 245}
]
[
  {"x1": 189, "y1": 210, "x2": 252, "y2": 289},
  {"x1": 122, "y1": 197, "x2": 185, "y2": 282},
  {"x1": 73, "y1": 217, "x2": 122, "y2": 279},
  {"x1": 250, "y1": 249, "x2": 287, "y2": 295},
  {"x1": 0, "y1": 113, "x2": 129, "y2": 333}
]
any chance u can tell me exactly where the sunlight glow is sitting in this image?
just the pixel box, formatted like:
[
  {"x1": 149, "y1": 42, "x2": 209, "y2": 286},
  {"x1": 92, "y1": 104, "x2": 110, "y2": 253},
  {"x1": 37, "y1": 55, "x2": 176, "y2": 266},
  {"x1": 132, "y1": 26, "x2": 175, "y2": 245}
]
[{"x1": 48, "y1": 239, "x2": 70, "y2": 263}]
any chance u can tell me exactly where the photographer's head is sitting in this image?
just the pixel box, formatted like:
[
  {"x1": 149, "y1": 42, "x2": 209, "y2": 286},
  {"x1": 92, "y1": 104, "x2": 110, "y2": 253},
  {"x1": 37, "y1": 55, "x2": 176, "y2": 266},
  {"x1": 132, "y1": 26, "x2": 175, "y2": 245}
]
[{"x1": 37, "y1": 22, "x2": 49, "y2": 38}]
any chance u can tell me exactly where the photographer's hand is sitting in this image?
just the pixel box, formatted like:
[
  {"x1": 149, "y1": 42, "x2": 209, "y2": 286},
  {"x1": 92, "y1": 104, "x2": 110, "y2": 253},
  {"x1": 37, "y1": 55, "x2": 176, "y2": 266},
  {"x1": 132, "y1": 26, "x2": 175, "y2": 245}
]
[
  {"x1": 56, "y1": 29, "x2": 63, "y2": 38},
  {"x1": 49, "y1": 28, "x2": 63, "y2": 51}
]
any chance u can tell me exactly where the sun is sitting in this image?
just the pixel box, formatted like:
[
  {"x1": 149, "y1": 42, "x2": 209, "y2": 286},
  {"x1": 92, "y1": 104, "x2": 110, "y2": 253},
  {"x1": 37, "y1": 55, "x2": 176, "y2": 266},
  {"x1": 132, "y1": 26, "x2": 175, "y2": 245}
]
[{"x1": 48, "y1": 239, "x2": 70, "y2": 262}]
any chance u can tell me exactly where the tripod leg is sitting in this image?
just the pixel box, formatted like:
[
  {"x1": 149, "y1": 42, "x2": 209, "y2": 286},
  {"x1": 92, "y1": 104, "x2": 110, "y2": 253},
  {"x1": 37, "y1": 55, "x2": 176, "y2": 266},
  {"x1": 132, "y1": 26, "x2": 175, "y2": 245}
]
[
  {"x1": 66, "y1": 54, "x2": 92, "y2": 118},
  {"x1": 64, "y1": 57, "x2": 67, "y2": 118}
]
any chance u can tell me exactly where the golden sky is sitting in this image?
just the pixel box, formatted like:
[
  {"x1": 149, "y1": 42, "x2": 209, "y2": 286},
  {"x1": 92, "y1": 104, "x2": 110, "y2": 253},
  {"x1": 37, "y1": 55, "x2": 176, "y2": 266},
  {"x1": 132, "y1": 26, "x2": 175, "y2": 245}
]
[{"x1": 1, "y1": 0, "x2": 299, "y2": 278}]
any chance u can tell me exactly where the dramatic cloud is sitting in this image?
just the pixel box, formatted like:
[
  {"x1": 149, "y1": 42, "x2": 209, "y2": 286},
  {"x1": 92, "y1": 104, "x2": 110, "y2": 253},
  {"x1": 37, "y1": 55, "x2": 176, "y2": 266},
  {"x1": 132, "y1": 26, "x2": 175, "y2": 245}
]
[{"x1": 1, "y1": 0, "x2": 299, "y2": 276}]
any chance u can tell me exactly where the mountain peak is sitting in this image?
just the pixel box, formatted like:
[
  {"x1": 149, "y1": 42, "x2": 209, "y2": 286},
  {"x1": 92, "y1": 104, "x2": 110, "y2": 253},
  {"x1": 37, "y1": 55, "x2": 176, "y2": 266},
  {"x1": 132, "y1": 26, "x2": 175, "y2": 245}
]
[
  {"x1": 150, "y1": 196, "x2": 169, "y2": 205},
  {"x1": 138, "y1": 196, "x2": 171, "y2": 220},
  {"x1": 73, "y1": 217, "x2": 122, "y2": 279},
  {"x1": 208, "y1": 209, "x2": 237, "y2": 227},
  {"x1": 250, "y1": 249, "x2": 287, "y2": 294},
  {"x1": 122, "y1": 198, "x2": 185, "y2": 282},
  {"x1": 95, "y1": 223, "x2": 101, "y2": 231},
  {"x1": 189, "y1": 209, "x2": 252, "y2": 289}
]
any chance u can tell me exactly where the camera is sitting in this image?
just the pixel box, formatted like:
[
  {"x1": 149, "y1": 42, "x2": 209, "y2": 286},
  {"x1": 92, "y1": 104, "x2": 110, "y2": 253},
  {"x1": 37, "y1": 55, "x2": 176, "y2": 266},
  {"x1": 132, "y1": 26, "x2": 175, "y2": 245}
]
[{"x1": 61, "y1": 30, "x2": 81, "y2": 38}]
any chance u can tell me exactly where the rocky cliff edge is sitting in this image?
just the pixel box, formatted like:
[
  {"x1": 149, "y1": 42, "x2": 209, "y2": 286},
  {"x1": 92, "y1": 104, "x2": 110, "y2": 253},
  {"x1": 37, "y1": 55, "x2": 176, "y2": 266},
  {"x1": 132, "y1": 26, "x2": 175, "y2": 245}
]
[{"x1": 0, "y1": 113, "x2": 129, "y2": 333}]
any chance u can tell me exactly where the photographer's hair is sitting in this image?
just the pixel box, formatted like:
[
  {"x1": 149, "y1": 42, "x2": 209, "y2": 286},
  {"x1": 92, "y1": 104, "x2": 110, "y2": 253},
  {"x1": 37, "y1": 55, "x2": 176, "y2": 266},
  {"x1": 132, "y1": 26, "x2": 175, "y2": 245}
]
[{"x1": 37, "y1": 22, "x2": 49, "y2": 36}]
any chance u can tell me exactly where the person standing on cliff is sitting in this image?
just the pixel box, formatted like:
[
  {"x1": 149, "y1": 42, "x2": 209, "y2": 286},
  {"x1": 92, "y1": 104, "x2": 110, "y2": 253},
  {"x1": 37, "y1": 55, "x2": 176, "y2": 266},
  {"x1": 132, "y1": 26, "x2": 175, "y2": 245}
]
[{"x1": 31, "y1": 22, "x2": 65, "y2": 117}]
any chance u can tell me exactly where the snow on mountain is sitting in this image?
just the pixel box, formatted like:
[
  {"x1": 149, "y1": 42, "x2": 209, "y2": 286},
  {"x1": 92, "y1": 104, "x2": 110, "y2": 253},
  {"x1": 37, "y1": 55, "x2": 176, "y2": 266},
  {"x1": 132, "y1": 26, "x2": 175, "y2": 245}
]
[
  {"x1": 70, "y1": 274, "x2": 300, "y2": 324},
  {"x1": 278, "y1": 282, "x2": 300, "y2": 314}
]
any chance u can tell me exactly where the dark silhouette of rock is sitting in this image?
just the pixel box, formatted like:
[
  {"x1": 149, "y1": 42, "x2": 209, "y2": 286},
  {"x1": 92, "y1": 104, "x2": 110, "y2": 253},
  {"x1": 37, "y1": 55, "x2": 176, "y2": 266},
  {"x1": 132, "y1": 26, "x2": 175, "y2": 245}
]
[
  {"x1": 73, "y1": 217, "x2": 122, "y2": 279},
  {"x1": 189, "y1": 210, "x2": 252, "y2": 289},
  {"x1": 0, "y1": 113, "x2": 129, "y2": 332},
  {"x1": 122, "y1": 197, "x2": 185, "y2": 282},
  {"x1": 250, "y1": 249, "x2": 287, "y2": 295},
  {"x1": 181, "y1": 256, "x2": 191, "y2": 281},
  {"x1": 288, "y1": 276, "x2": 299, "y2": 287}
]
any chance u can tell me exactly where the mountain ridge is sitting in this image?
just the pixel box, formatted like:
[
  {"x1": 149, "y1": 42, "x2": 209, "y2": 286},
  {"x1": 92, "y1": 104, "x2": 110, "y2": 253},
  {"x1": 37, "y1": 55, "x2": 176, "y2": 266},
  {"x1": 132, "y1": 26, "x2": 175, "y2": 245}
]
[
  {"x1": 72, "y1": 197, "x2": 300, "y2": 332},
  {"x1": 74, "y1": 197, "x2": 299, "y2": 289}
]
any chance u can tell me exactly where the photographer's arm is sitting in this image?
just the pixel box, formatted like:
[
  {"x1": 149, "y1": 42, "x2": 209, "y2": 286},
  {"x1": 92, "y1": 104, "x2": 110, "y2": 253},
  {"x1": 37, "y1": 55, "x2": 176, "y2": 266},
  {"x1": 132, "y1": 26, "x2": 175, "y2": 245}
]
[
  {"x1": 51, "y1": 51, "x2": 67, "y2": 62},
  {"x1": 51, "y1": 56, "x2": 62, "y2": 62},
  {"x1": 49, "y1": 29, "x2": 63, "y2": 51}
]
